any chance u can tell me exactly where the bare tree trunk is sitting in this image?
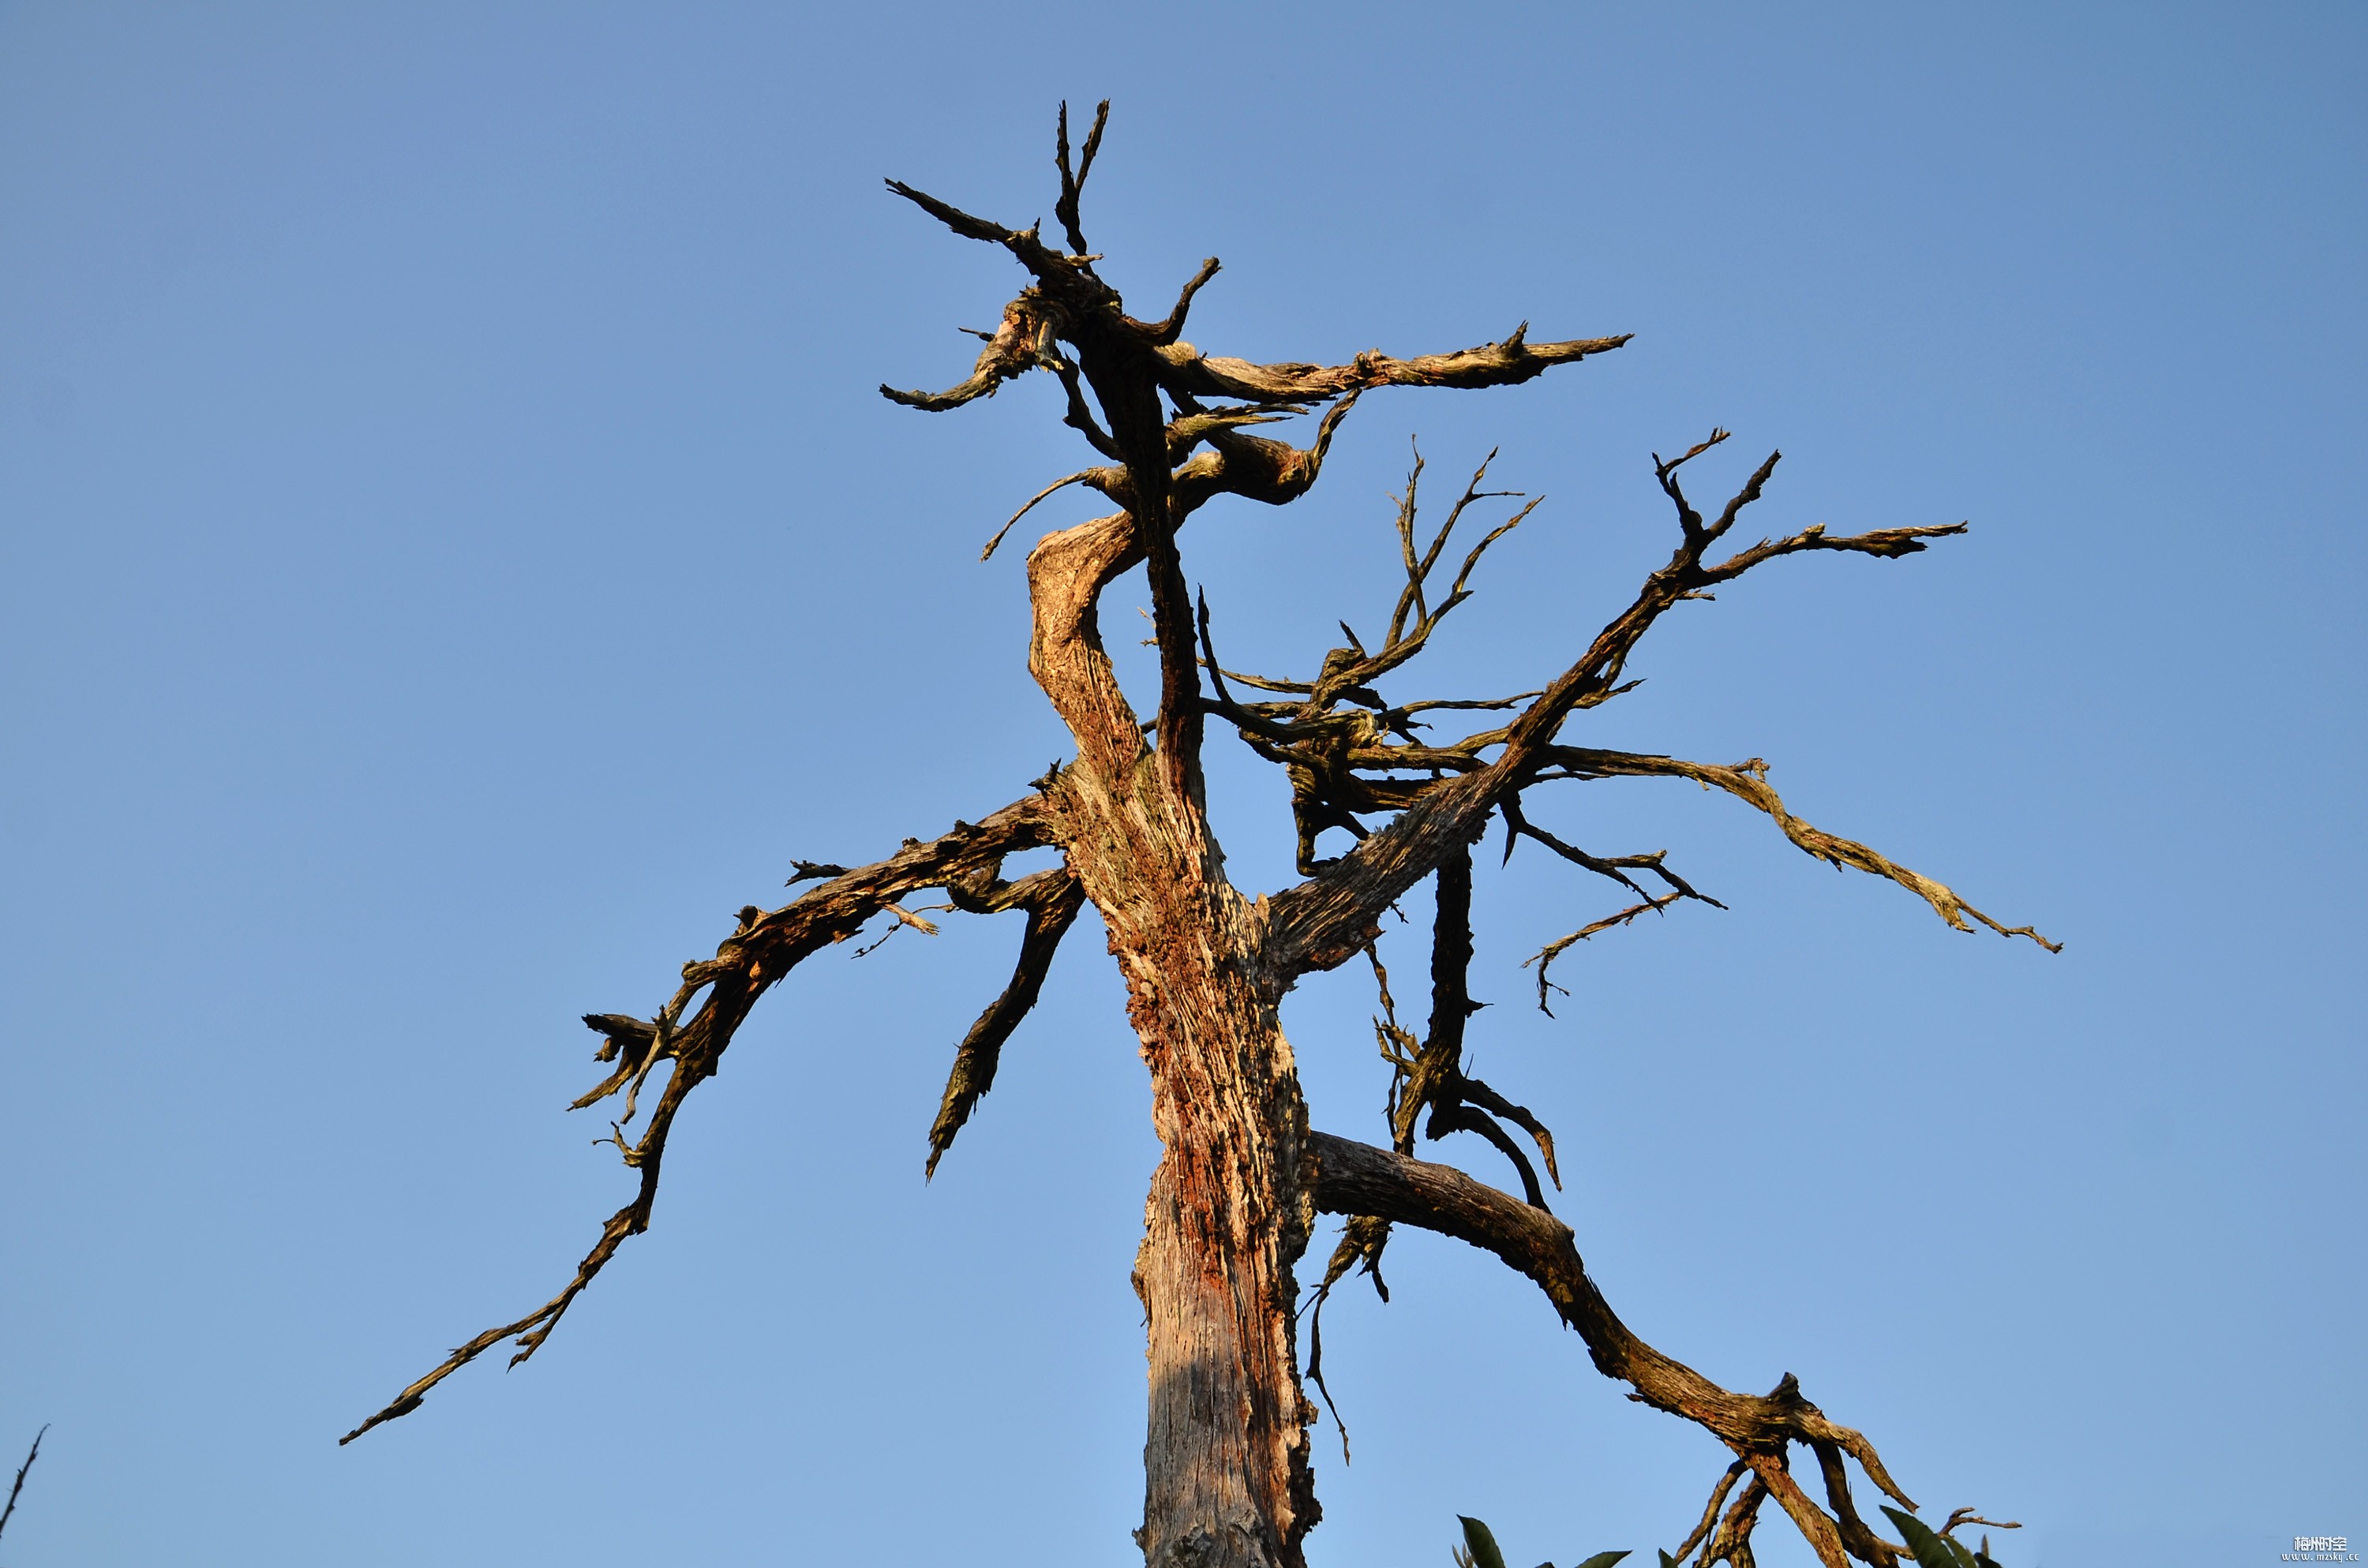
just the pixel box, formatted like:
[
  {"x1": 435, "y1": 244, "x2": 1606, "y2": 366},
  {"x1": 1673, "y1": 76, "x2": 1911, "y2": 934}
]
[
  {"x1": 1028, "y1": 507, "x2": 1316, "y2": 1567},
  {"x1": 1091, "y1": 773, "x2": 1313, "y2": 1568}
]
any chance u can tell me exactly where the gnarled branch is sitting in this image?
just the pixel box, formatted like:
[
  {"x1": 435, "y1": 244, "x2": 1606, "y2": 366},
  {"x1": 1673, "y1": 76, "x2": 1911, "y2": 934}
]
[
  {"x1": 1308, "y1": 1131, "x2": 1914, "y2": 1567},
  {"x1": 1534, "y1": 747, "x2": 2060, "y2": 951},
  {"x1": 341, "y1": 791, "x2": 1059, "y2": 1444},
  {"x1": 1154, "y1": 324, "x2": 1632, "y2": 405},
  {"x1": 1261, "y1": 438, "x2": 2014, "y2": 979}
]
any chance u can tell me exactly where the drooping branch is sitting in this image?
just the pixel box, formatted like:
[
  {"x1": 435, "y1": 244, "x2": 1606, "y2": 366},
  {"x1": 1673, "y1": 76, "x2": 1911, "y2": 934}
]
[
  {"x1": 1531, "y1": 747, "x2": 2061, "y2": 951},
  {"x1": 1308, "y1": 1131, "x2": 1920, "y2": 1568},
  {"x1": 926, "y1": 866, "x2": 1087, "y2": 1177},
  {"x1": 340, "y1": 791, "x2": 1061, "y2": 1445},
  {"x1": 1522, "y1": 891, "x2": 1686, "y2": 1015},
  {"x1": 1386, "y1": 846, "x2": 1559, "y2": 1203}
]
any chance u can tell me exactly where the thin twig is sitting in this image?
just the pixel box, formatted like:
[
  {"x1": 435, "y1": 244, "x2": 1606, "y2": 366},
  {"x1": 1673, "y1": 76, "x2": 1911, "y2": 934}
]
[{"x1": 0, "y1": 1425, "x2": 46, "y2": 1543}]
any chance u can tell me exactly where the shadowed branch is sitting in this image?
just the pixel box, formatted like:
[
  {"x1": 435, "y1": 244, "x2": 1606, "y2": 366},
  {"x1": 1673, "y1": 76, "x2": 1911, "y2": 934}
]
[{"x1": 927, "y1": 866, "x2": 1087, "y2": 1177}]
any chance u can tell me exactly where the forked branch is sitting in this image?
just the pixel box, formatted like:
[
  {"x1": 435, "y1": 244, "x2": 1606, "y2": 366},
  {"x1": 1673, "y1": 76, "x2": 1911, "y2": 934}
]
[
  {"x1": 1052, "y1": 99, "x2": 1109, "y2": 257},
  {"x1": 1262, "y1": 438, "x2": 2018, "y2": 979}
]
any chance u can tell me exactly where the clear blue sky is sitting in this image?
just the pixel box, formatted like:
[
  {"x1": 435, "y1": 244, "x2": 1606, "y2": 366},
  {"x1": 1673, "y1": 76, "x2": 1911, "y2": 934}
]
[{"x1": 2, "y1": 5, "x2": 2359, "y2": 1565}]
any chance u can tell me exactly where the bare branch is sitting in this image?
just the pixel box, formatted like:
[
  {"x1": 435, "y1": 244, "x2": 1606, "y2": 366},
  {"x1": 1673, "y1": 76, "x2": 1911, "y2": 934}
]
[
  {"x1": 1940, "y1": 1508, "x2": 2022, "y2": 1539},
  {"x1": 1309, "y1": 1132, "x2": 1918, "y2": 1564},
  {"x1": 0, "y1": 1425, "x2": 44, "y2": 1544},
  {"x1": 880, "y1": 179, "x2": 1090, "y2": 293},
  {"x1": 1041, "y1": 354, "x2": 1124, "y2": 459},
  {"x1": 1052, "y1": 99, "x2": 1109, "y2": 256},
  {"x1": 1522, "y1": 892, "x2": 1685, "y2": 1014},
  {"x1": 926, "y1": 867, "x2": 1085, "y2": 1177},
  {"x1": 1815, "y1": 1439, "x2": 1907, "y2": 1568},
  {"x1": 884, "y1": 178, "x2": 1018, "y2": 247},
  {"x1": 985, "y1": 469, "x2": 1100, "y2": 560},
  {"x1": 1261, "y1": 438, "x2": 1999, "y2": 979},
  {"x1": 1750, "y1": 1450, "x2": 1853, "y2": 1568},
  {"x1": 882, "y1": 294, "x2": 1060, "y2": 411},
  {"x1": 1155, "y1": 324, "x2": 1632, "y2": 405},
  {"x1": 342, "y1": 790, "x2": 1059, "y2": 1444},
  {"x1": 1701, "y1": 520, "x2": 1969, "y2": 583},
  {"x1": 1136, "y1": 256, "x2": 1221, "y2": 347},
  {"x1": 1672, "y1": 1461, "x2": 1749, "y2": 1566},
  {"x1": 1538, "y1": 747, "x2": 2060, "y2": 950},
  {"x1": 1700, "y1": 1474, "x2": 1770, "y2": 1567}
]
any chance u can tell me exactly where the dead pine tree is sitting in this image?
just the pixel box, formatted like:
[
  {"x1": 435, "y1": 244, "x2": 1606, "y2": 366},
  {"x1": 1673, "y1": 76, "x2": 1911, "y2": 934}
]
[{"x1": 343, "y1": 103, "x2": 2055, "y2": 1568}]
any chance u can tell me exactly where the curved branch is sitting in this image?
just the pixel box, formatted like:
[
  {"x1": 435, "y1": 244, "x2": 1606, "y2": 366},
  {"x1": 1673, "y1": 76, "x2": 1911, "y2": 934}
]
[
  {"x1": 1522, "y1": 891, "x2": 1684, "y2": 1015},
  {"x1": 340, "y1": 791, "x2": 1059, "y2": 1445},
  {"x1": 926, "y1": 866, "x2": 1086, "y2": 1177},
  {"x1": 882, "y1": 296, "x2": 1062, "y2": 412},
  {"x1": 1538, "y1": 747, "x2": 2060, "y2": 950},
  {"x1": 1307, "y1": 1131, "x2": 1914, "y2": 1566},
  {"x1": 1140, "y1": 256, "x2": 1221, "y2": 346}
]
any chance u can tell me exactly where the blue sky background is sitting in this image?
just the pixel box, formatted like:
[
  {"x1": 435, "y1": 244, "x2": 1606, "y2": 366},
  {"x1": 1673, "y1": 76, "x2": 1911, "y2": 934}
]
[{"x1": 1, "y1": 4, "x2": 2360, "y2": 1565}]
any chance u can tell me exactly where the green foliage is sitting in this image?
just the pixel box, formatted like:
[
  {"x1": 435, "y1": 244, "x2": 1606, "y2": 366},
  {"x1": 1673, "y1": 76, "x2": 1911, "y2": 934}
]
[
  {"x1": 1882, "y1": 1506, "x2": 2005, "y2": 1568},
  {"x1": 1456, "y1": 1516, "x2": 1508, "y2": 1568},
  {"x1": 1452, "y1": 1514, "x2": 1630, "y2": 1568},
  {"x1": 1451, "y1": 1505, "x2": 2010, "y2": 1568}
]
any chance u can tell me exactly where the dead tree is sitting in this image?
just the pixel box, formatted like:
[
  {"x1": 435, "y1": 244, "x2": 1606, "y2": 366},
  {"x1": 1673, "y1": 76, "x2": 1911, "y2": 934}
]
[{"x1": 343, "y1": 105, "x2": 2055, "y2": 1568}]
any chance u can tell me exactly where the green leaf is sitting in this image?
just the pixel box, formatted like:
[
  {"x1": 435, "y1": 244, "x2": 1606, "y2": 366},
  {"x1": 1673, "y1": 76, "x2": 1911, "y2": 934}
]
[
  {"x1": 1881, "y1": 1508, "x2": 1977, "y2": 1568},
  {"x1": 1573, "y1": 1553, "x2": 1632, "y2": 1568},
  {"x1": 1658, "y1": 1554, "x2": 1682, "y2": 1568},
  {"x1": 1459, "y1": 1517, "x2": 1510, "y2": 1568}
]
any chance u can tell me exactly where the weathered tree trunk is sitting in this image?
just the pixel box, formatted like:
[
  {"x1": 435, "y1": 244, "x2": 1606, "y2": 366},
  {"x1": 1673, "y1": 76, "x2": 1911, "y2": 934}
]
[
  {"x1": 342, "y1": 109, "x2": 2057, "y2": 1568},
  {"x1": 1028, "y1": 507, "x2": 1317, "y2": 1567}
]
